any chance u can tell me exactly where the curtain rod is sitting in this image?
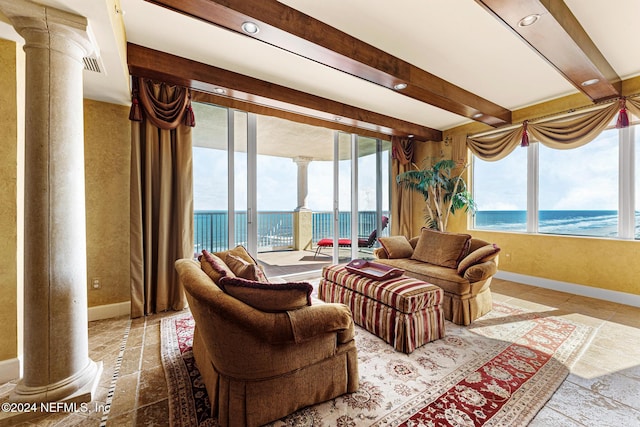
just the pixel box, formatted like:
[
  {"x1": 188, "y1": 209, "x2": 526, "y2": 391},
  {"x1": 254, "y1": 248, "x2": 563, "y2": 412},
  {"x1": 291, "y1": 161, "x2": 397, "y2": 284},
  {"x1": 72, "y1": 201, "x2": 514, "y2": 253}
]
[{"x1": 468, "y1": 92, "x2": 640, "y2": 139}]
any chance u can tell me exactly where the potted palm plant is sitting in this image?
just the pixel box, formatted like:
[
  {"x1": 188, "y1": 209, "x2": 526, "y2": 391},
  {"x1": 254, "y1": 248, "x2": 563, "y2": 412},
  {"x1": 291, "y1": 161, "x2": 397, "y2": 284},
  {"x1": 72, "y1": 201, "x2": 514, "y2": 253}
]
[{"x1": 397, "y1": 159, "x2": 476, "y2": 231}]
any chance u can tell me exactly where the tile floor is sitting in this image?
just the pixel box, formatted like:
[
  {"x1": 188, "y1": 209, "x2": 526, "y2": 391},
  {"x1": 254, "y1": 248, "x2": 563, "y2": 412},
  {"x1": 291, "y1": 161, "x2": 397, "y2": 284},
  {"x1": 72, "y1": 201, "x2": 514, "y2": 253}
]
[{"x1": 2, "y1": 276, "x2": 640, "y2": 426}]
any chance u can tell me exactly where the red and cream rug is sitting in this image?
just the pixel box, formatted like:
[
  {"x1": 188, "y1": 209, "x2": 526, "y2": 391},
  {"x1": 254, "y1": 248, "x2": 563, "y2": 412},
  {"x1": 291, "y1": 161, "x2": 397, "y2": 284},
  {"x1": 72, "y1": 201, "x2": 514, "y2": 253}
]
[{"x1": 161, "y1": 302, "x2": 594, "y2": 426}]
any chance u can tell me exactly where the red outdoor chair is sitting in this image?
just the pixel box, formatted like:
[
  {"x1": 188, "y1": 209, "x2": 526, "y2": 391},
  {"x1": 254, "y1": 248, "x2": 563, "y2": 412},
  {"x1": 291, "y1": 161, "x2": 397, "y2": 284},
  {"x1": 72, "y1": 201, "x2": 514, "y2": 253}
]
[{"x1": 314, "y1": 216, "x2": 389, "y2": 258}]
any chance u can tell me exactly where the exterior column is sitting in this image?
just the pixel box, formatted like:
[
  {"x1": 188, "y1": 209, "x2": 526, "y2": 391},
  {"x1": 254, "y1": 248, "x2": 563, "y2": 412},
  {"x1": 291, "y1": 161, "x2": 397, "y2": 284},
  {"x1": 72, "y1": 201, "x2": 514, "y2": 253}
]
[
  {"x1": 0, "y1": 0, "x2": 102, "y2": 404},
  {"x1": 292, "y1": 157, "x2": 313, "y2": 250},
  {"x1": 293, "y1": 156, "x2": 312, "y2": 211}
]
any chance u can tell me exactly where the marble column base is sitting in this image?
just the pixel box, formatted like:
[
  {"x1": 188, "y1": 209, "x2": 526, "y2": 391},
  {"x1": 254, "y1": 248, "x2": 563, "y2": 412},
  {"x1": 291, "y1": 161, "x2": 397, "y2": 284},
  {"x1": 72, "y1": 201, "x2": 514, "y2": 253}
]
[{"x1": 0, "y1": 360, "x2": 103, "y2": 425}]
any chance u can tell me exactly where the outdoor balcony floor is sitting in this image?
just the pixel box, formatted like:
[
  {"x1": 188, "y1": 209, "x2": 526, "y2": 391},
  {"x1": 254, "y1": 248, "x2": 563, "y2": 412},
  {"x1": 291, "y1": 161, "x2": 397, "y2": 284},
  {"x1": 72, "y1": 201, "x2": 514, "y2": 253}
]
[{"x1": 257, "y1": 247, "x2": 378, "y2": 279}]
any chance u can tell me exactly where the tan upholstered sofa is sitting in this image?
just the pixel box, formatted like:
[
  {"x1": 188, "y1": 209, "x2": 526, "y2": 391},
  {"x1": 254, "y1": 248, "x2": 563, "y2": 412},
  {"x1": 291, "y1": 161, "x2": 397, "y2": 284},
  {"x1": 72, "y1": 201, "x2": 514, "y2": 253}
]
[
  {"x1": 175, "y1": 254, "x2": 359, "y2": 427},
  {"x1": 374, "y1": 229, "x2": 500, "y2": 326}
]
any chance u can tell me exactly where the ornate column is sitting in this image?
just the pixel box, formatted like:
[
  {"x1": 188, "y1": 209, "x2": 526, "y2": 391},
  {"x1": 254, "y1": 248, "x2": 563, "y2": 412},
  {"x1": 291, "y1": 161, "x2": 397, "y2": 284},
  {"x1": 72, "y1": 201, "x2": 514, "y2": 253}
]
[
  {"x1": 292, "y1": 157, "x2": 313, "y2": 250},
  {"x1": 293, "y1": 156, "x2": 312, "y2": 211},
  {"x1": 0, "y1": 0, "x2": 102, "y2": 404}
]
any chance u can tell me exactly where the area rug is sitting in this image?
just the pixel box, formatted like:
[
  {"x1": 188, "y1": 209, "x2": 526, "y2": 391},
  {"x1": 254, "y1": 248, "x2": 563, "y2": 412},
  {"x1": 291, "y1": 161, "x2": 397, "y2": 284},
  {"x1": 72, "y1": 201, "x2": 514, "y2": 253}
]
[{"x1": 161, "y1": 302, "x2": 594, "y2": 427}]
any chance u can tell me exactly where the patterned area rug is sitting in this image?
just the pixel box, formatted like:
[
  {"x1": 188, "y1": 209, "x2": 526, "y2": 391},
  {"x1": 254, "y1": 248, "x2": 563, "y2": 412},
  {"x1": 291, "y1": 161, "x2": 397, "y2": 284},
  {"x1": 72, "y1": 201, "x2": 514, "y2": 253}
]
[{"x1": 161, "y1": 302, "x2": 594, "y2": 427}]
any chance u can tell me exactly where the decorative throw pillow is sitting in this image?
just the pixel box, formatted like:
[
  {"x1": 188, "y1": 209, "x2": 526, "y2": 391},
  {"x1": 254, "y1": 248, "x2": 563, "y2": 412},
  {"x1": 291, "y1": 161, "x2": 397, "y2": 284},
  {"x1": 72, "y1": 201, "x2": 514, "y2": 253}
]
[
  {"x1": 218, "y1": 276, "x2": 313, "y2": 312},
  {"x1": 225, "y1": 253, "x2": 269, "y2": 283},
  {"x1": 200, "y1": 250, "x2": 235, "y2": 284},
  {"x1": 457, "y1": 244, "x2": 501, "y2": 275},
  {"x1": 411, "y1": 228, "x2": 471, "y2": 268},
  {"x1": 378, "y1": 236, "x2": 414, "y2": 259},
  {"x1": 214, "y1": 245, "x2": 256, "y2": 265}
]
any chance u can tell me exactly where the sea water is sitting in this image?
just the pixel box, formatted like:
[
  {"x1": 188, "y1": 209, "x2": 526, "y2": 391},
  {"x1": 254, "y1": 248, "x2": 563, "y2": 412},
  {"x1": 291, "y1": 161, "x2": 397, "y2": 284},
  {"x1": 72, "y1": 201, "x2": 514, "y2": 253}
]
[{"x1": 475, "y1": 210, "x2": 640, "y2": 238}]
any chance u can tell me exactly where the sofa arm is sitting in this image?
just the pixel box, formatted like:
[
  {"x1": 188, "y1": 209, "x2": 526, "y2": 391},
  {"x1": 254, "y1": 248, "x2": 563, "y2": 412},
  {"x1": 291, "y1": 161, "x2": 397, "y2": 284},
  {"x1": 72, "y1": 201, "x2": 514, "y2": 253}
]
[
  {"x1": 463, "y1": 260, "x2": 498, "y2": 282},
  {"x1": 374, "y1": 247, "x2": 389, "y2": 259},
  {"x1": 287, "y1": 303, "x2": 355, "y2": 344}
]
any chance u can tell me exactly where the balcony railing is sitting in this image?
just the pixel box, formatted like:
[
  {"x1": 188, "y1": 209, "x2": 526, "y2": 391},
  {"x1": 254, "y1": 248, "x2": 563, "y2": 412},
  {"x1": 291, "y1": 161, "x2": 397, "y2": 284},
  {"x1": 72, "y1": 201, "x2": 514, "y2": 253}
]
[
  {"x1": 311, "y1": 211, "x2": 390, "y2": 241},
  {"x1": 194, "y1": 210, "x2": 389, "y2": 254}
]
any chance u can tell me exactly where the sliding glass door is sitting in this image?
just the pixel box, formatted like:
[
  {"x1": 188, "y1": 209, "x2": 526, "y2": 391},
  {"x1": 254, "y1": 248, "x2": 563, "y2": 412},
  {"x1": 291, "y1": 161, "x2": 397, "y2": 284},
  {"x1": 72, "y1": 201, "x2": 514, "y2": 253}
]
[
  {"x1": 192, "y1": 102, "x2": 229, "y2": 254},
  {"x1": 193, "y1": 101, "x2": 391, "y2": 268},
  {"x1": 331, "y1": 132, "x2": 391, "y2": 264}
]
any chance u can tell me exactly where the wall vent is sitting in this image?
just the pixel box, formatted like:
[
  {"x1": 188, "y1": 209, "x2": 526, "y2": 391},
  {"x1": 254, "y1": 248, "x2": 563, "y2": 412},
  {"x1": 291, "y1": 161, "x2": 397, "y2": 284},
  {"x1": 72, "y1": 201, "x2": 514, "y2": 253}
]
[{"x1": 83, "y1": 56, "x2": 102, "y2": 73}]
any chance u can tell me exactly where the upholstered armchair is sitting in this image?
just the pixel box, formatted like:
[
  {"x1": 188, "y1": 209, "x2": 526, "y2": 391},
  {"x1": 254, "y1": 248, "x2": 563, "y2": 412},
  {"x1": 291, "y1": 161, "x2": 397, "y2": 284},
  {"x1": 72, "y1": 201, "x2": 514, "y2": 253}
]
[{"x1": 175, "y1": 259, "x2": 359, "y2": 427}]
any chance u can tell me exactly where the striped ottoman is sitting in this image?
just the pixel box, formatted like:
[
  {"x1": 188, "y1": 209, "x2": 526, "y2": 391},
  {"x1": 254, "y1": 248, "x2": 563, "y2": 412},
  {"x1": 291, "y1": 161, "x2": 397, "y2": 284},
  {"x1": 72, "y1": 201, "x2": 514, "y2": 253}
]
[{"x1": 319, "y1": 264, "x2": 445, "y2": 354}]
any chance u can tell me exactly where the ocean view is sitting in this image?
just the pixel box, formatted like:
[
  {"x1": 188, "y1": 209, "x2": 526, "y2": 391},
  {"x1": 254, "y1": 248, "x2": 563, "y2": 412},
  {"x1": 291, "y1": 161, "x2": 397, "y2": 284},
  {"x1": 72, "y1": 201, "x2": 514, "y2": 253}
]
[
  {"x1": 194, "y1": 210, "x2": 640, "y2": 254},
  {"x1": 194, "y1": 210, "x2": 389, "y2": 253},
  {"x1": 475, "y1": 210, "x2": 640, "y2": 238}
]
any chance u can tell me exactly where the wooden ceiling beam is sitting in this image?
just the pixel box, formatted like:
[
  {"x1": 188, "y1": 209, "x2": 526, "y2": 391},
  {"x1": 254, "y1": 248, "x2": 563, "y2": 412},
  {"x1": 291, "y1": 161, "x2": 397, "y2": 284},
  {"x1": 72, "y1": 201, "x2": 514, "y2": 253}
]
[
  {"x1": 144, "y1": 0, "x2": 512, "y2": 127},
  {"x1": 127, "y1": 43, "x2": 442, "y2": 142},
  {"x1": 476, "y1": 0, "x2": 621, "y2": 102}
]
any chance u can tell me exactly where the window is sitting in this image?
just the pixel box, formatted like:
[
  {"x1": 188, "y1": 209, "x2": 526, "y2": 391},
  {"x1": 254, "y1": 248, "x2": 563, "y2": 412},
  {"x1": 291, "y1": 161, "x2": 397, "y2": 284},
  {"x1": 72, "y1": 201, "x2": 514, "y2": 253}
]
[
  {"x1": 473, "y1": 148, "x2": 527, "y2": 232},
  {"x1": 538, "y1": 129, "x2": 618, "y2": 237},
  {"x1": 472, "y1": 123, "x2": 638, "y2": 239}
]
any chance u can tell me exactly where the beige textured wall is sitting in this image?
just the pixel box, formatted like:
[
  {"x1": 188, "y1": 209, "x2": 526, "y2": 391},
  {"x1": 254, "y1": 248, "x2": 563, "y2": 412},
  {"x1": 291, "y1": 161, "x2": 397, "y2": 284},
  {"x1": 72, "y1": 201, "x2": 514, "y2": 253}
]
[
  {"x1": 0, "y1": 39, "x2": 19, "y2": 361},
  {"x1": 84, "y1": 99, "x2": 131, "y2": 307}
]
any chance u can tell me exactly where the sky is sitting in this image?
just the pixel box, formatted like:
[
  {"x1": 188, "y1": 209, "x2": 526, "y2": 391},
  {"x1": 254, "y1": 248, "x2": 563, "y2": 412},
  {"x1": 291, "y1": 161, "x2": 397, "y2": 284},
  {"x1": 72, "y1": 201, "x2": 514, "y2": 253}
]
[{"x1": 193, "y1": 148, "x2": 388, "y2": 212}]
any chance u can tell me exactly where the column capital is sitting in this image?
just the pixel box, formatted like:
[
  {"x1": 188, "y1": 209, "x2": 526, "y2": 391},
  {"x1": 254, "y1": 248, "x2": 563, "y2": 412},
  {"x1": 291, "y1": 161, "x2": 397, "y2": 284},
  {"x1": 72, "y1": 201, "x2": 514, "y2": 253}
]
[
  {"x1": 0, "y1": 0, "x2": 94, "y2": 59},
  {"x1": 292, "y1": 156, "x2": 314, "y2": 166}
]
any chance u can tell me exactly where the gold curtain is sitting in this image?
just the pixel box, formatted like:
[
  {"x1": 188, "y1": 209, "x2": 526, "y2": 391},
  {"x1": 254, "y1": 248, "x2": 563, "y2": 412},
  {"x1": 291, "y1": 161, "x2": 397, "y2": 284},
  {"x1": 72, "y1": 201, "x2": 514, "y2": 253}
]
[
  {"x1": 467, "y1": 100, "x2": 621, "y2": 160},
  {"x1": 130, "y1": 77, "x2": 194, "y2": 317},
  {"x1": 626, "y1": 97, "x2": 640, "y2": 119},
  {"x1": 391, "y1": 136, "x2": 414, "y2": 238}
]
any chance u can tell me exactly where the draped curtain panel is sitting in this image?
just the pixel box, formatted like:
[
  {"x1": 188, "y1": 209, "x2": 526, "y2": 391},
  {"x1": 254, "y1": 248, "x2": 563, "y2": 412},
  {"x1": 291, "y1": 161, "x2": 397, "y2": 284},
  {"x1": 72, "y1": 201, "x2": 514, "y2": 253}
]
[
  {"x1": 626, "y1": 97, "x2": 640, "y2": 119},
  {"x1": 391, "y1": 136, "x2": 415, "y2": 238},
  {"x1": 467, "y1": 100, "x2": 622, "y2": 161},
  {"x1": 130, "y1": 77, "x2": 194, "y2": 317}
]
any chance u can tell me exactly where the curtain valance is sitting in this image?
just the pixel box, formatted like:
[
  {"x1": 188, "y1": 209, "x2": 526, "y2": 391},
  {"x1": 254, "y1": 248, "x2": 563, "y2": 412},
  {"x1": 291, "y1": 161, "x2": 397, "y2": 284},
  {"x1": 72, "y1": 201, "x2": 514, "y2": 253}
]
[
  {"x1": 392, "y1": 136, "x2": 414, "y2": 165},
  {"x1": 467, "y1": 97, "x2": 637, "y2": 161},
  {"x1": 129, "y1": 76, "x2": 195, "y2": 130}
]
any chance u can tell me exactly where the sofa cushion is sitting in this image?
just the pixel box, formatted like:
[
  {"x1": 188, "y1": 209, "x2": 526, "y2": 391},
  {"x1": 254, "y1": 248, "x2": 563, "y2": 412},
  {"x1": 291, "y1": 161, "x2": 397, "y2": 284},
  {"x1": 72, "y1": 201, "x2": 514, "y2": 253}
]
[
  {"x1": 378, "y1": 235, "x2": 414, "y2": 259},
  {"x1": 411, "y1": 228, "x2": 471, "y2": 268},
  {"x1": 218, "y1": 276, "x2": 313, "y2": 312},
  {"x1": 200, "y1": 250, "x2": 235, "y2": 284},
  {"x1": 225, "y1": 253, "x2": 269, "y2": 282},
  {"x1": 375, "y1": 257, "x2": 470, "y2": 295},
  {"x1": 457, "y1": 244, "x2": 501, "y2": 275}
]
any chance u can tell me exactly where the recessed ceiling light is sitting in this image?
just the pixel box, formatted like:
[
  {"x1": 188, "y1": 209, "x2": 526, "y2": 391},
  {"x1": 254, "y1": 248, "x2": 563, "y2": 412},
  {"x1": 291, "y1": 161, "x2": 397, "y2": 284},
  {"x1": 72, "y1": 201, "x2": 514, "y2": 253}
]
[
  {"x1": 241, "y1": 21, "x2": 260, "y2": 35},
  {"x1": 581, "y1": 78, "x2": 600, "y2": 86},
  {"x1": 393, "y1": 83, "x2": 407, "y2": 90},
  {"x1": 518, "y1": 14, "x2": 540, "y2": 27},
  {"x1": 407, "y1": 134, "x2": 414, "y2": 138},
  {"x1": 213, "y1": 88, "x2": 226, "y2": 95},
  {"x1": 472, "y1": 113, "x2": 483, "y2": 119}
]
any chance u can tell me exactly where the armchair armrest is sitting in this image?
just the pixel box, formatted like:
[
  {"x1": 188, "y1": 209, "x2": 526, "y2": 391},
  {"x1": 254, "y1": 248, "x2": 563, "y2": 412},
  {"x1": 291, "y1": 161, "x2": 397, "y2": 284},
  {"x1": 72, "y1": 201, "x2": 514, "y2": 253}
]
[
  {"x1": 287, "y1": 303, "x2": 355, "y2": 344},
  {"x1": 463, "y1": 260, "x2": 497, "y2": 282}
]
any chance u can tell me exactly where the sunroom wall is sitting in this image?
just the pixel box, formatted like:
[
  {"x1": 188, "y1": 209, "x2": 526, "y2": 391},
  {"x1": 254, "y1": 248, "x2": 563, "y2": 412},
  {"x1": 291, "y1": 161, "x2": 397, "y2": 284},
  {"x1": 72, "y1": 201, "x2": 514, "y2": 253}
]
[{"x1": 407, "y1": 76, "x2": 640, "y2": 299}]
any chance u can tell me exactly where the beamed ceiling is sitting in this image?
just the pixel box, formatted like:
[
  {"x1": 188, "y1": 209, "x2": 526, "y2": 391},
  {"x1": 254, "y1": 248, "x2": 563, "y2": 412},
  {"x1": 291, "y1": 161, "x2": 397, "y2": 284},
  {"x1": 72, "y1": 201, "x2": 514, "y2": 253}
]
[{"x1": 0, "y1": 0, "x2": 638, "y2": 141}]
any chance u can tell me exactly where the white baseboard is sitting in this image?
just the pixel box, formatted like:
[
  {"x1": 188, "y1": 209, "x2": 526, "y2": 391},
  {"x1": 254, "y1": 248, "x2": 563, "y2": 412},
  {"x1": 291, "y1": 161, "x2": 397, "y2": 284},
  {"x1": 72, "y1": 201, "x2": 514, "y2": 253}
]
[
  {"x1": 88, "y1": 301, "x2": 130, "y2": 322},
  {"x1": 495, "y1": 271, "x2": 640, "y2": 308},
  {"x1": 0, "y1": 357, "x2": 21, "y2": 384}
]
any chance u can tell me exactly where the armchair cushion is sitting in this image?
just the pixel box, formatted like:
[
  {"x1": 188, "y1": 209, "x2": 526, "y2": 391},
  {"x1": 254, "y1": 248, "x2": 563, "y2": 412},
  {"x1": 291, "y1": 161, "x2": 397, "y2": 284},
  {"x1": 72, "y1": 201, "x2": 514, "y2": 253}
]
[
  {"x1": 200, "y1": 250, "x2": 235, "y2": 284},
  {"x1": 225, "y1": 253, "x2": 269, "y2": 282},
  {"x1": 378, "y1": 235, "x2": 414, "y2": 259},
  {"x1": 411, "y1": 228, "x2": 471, "y2": 268},
  {"x1": 457, "y1": 244, "x2": 501, "y2": 275},
  {"x1": 218, "y1": 276, "x2": 313, "y2": 312},
  {"x1": 214, "y1": 245, "x2": 256, "y2": 265}
]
